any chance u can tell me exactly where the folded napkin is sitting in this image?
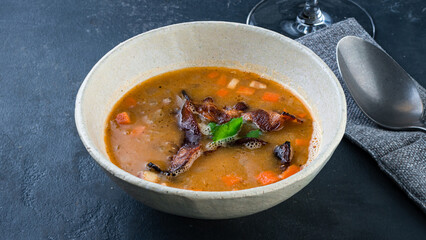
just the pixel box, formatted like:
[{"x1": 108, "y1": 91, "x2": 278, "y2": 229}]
[{"x1": 295, "y1": 18, "x2": 426, "y2": 212}]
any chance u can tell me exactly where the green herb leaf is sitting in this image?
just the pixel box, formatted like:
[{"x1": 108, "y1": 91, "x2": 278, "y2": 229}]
[
  {"x1": 246, "y1": 129, "x2": 261, "y2": 138},
  {"x1": 211, "y1": 117, "x2": 243, "y2": 141},
  {"x1": 208, "y1": 122, "x2": 217, "y2": 132}
]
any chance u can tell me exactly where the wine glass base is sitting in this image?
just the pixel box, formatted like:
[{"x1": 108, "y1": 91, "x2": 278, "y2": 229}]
[
  {"x1": 247, "y1": 0, "x2": 375, "y2": 39},
  {"x1": 281, "y1": 11, "x2": 332, "y2": 38}
]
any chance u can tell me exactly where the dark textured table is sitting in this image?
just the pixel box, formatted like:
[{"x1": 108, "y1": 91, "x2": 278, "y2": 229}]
[{"x1": 1, "y1": 0, "x2": 425, "y2": 239}]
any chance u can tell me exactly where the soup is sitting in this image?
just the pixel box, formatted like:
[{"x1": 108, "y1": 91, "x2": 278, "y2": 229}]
[{"x1": 105, "y1": 67, "x2": 317, "y2": 191}]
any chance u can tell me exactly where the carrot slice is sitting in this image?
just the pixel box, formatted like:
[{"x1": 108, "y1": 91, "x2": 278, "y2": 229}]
[
  {"x1": 236, "y1": 86, "x2": 255, "y2": 96},
  {"x1": 207, "y1": 71, "x2": 219, "y2": 79},
  {"x1": 262, "y1": 92, "x2": 280, "y2": 102},
  {"x1": 123, "y1": 97, "x2": 137, "y2": 108},
  {"x1": 297, "y1": 113, "x2": 307, "y2": 118},
  {"x1": 279, "y1": 165, "x2": 301, "y2": 179},
  {"x1": 295, "y1": 139, "x2": 310, "y2": 146},
  {"x1": 217, "y1": 75, "x2": 227, "y2": 86},
  {"x1": 116, "y1": 112, "x2": 131, "y2": 124},
  {"x1": 216, "y1": 88, "x2": 229, "y2": 97},
  {"x1": 131, "y1": 125, "x2": 146, "y2": 135},
  {"x1": 256, "y1": 171, "x2": 280, "y2": 185},
  {"x1": 222, "y1": 174, "x2": 242, "y2": 186}
]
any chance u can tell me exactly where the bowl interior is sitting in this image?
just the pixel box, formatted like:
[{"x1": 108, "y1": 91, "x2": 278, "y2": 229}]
[{"x1": 75, "y1": 21, "x2": 346, "y2": 197}]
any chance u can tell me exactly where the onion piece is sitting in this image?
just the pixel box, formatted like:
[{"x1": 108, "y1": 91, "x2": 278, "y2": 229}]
[
  {"x1": 249, "y1": 80, "x2": 267, "y2": 89},
  {"x1": 227, "y1": 78, "x2": 240, "y2": 89}
]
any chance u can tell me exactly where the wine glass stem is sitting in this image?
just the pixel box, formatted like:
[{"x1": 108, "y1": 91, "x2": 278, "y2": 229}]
[{"x1": 298, "y1": 0, "x2": 324, "y2": 25}]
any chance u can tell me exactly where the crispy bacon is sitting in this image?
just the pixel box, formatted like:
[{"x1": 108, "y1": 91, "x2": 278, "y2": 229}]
[
  {"x1": 179, "y1": 91, "x2": 201, "y2": 144},
  {"x1": 274, "y1": 141, "x2": 293, "y2": 171},
  {"x1": 242, "y1": 109, "x2": 302, "y2": 132},
  {"x1": 223, "y1": 102, "x2": 248, "y2": 119},
  {"x1": 147, "y1": 144, "x2": 203, "y2": 177},
  {"x1": 192, "y1": 96, "x2": 248, "y2": 124},
  {"x1": 168, "y1": 144, "x2": 203, "y2": 176},
  {"x1": 195, "y1": 97, "x2": 230, "y2": 124}
]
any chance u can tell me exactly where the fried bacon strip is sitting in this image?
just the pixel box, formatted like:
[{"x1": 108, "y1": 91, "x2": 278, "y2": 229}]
[
  {"x1": 191, "y1": 95, "x2": 248, "y2": 124},
  {"x1": 223, "y1": 102, "x2": 248, "y2": 119},
  {"x1": 195, "y1": 97, "x2": 230, "y2": 124},
  {"x1": 168, "y1": 144, "x2": 203, "y2": 176},
  {"x1": 242, "y1": 109, "x2": 302, "y2": 132},
  {"x1": 274, "y1": 141, "x2": 293, "y2": 171},
  {"x1": 179, "y1": 95, "x2": 201, "y2": 145},
  {"x1": 147, "y1": 144, "x2": 203, "y2": 176}
]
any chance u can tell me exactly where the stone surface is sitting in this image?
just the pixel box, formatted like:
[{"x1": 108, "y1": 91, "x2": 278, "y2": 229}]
[{"x1": 0, "y1": 0, "x2": 425, "y2": 239}]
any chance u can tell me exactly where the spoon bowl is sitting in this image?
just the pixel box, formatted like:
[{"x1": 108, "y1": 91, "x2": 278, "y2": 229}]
[{"x1": 337, "y1": 36, "x2": 425, "y2": 131}]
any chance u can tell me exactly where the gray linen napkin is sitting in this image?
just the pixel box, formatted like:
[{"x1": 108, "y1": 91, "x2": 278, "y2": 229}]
[{"x1": 295, "y1": 18, "x2": 426, "y2": 212}]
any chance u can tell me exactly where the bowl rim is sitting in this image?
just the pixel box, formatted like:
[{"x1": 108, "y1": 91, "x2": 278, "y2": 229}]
[{"x1": 75, "y1": 21, "x2": 347, "y2": 199}]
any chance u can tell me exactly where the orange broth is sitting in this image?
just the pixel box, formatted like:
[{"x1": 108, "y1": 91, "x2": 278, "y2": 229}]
[{"x1": 105, "y1": 67, "x2": 315, "y2": 191}]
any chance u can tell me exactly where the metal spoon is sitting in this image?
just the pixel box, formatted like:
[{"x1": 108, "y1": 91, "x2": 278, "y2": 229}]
[{"x1": 336, "y1": 36, "x2": 426, "y2": 132}]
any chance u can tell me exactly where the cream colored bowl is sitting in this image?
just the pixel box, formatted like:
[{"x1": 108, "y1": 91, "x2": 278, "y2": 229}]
[{"x1": 75, "y1": 21, "x2": 346, "y2": 219}]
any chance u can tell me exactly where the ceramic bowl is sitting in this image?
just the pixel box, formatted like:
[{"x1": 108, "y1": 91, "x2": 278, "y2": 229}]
[{"x1": 75, "y1": 21, "x2": 346, "y2": 219}]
